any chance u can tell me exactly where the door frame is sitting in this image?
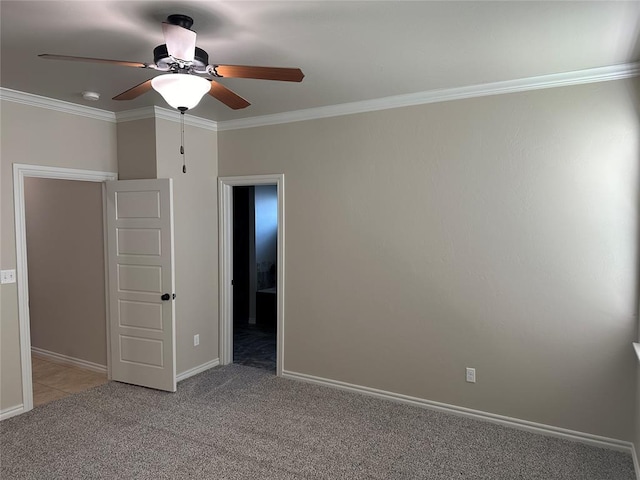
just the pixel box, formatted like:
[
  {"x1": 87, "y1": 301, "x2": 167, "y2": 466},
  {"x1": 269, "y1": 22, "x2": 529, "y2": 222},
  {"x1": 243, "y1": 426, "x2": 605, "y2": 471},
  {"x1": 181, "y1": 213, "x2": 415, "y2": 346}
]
[
  {"x1": 13, "y1": 163, "x2": 117, "y2": 413},
  {"x1": 218, "y1": 174, "x2": 285, "y2": 376}
]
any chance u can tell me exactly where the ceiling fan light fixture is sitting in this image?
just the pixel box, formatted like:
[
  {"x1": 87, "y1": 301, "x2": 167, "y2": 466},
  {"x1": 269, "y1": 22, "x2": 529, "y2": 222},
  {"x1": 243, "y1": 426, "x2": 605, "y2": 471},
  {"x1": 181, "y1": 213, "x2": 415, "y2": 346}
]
[{"x1": 151, "y1": 74, "x2": 210, "y2": 110}]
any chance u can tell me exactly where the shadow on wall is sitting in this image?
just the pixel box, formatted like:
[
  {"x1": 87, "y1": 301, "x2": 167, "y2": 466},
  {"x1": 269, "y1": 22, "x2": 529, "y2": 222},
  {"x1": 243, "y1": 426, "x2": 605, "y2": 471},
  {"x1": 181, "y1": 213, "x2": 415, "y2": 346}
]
[
  {"x1": 627, "y1": 69, "x2": 640, "y2": 471},
  {"x1": 622, "y1": 15, "x2": 640, "y2": 459}
]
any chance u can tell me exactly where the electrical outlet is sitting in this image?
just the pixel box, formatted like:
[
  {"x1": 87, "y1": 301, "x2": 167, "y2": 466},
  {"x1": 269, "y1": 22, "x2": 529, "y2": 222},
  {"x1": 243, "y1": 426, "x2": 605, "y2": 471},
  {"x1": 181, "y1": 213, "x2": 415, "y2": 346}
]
[
  {"x1": 466, "y1": 367, "x2": 476, "y2": 383},
  {"x1": 193, "y1": 334, "x2": 200, "y2": 346},
  {"x1": 1, "y1": 269, "x2": 16, "y2": 284}
]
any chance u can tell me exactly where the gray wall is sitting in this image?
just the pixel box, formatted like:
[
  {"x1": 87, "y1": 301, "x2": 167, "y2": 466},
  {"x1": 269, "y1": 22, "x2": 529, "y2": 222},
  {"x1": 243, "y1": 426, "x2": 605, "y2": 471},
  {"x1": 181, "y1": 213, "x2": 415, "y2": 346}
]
[
  {"x1": 636, "y1": 359, "x2": 640, "y2": 462},
  {"x1": 155, "y1": 118, "x2": 219, "y2": 374},
  {"x1": 1, "y1": 102, "x2": 218, "y2": 413},
  {"x1": 1, "y1": 79, "x2": 637, "y2": 449},
  {"x1": 219, "y1": 79, "x2": 639, "y2": 441},
  {"x1": 24, "y1": 178, "x2": 107, "y2": 366},
  {"x1": 117, "y1": 117, "x2": 157, "y2": 180},
  {"x1": 1, "y1": 100, "x2": 118, "y2": 411},
  {"x1": 116, "y1": 117, "x2": 219, "y2": 375}
]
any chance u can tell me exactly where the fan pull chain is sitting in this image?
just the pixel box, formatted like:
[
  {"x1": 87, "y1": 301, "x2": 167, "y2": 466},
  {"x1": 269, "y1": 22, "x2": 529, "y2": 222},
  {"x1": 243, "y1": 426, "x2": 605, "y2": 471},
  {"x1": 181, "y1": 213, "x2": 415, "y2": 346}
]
[{"x1": 179, "y1": 108, "x2": 187, "y2": 173}]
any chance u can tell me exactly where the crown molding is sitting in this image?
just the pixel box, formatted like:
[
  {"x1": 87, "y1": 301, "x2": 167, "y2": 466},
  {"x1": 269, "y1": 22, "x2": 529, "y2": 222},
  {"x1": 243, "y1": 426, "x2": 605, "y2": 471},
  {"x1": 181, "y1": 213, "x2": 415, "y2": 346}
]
[
  {"x1": 153, "y1": 106, "x2": 218, "y2": 131},
  {"x1": 114, "y1": 106, "x2": 217, "y2": 131},
  {"x1": 3, "y1": 62, "x2": 638, "y2": 132},
  {"x1": 113, "y1": 106, "x2": 156, "y2": 123},
  {"x1": 0, "y1": 89, "x2": 217, "y2": 130},
  {"x1": 0, "y1": 87, "x2": 116, "y2": 122},
  {"x1": 217, "y1": 62, "x2": 640, "y2": 131}
]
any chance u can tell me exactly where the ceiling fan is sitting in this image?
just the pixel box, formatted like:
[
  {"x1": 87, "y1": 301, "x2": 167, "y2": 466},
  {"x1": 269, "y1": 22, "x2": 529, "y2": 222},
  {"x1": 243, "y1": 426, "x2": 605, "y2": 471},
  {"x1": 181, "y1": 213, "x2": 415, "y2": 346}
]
[{"x1": 39, "y1": 14, "x2": 304, "y2": 111}]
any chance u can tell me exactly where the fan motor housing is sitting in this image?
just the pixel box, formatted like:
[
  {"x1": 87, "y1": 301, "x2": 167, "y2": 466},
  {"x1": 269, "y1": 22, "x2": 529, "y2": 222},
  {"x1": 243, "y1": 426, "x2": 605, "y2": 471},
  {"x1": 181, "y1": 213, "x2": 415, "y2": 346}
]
[
  {"x1": 167, "y1": 14, "x2": 193, "y2": 29},
  {"x1": 154, "y1": 44, "x2": 209, "y2": 68}
]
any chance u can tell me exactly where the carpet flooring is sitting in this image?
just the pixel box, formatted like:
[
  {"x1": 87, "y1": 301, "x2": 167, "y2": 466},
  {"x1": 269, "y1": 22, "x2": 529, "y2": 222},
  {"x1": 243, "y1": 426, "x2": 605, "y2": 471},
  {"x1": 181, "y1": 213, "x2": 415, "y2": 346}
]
[{"x1": 1, "y1": 365, "x2": 635, "y2": 479}]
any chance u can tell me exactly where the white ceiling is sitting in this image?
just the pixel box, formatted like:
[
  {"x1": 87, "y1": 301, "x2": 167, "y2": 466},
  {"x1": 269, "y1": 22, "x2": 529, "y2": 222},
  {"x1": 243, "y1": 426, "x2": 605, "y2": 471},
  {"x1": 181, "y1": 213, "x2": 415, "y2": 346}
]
[{"x1": 2, "y1": 1, "x2": 639, "y2": 122}]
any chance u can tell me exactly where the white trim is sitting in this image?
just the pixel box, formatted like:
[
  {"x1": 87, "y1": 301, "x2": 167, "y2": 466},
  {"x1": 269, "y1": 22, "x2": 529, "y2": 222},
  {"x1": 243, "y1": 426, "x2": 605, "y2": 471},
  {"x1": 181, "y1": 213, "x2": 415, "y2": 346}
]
[
  {"x1": 217, "y1": 62, "x2": 640, "y2": 131},
  {"x1": 219, "y1": 183, "x2": 233, "y2": 367},
  {"x1": 114, "y1": 106, "x2": 218, "y2": 131},
  {"x1": 176, "y1": 358, "x2": 220, "y2": 382},
  {"x1": 0, "y1": 404, "x2": 25, "y2": 421},
  {"x1": 154, "y1": 106, "x2": 218, "y2": 131},
  {"x1": 31, "y1": 347, "x2": 107, "y2": 374},
  {"x1": 4, "y1": 63, "x2": 639, "y2": 133},
  {"x1": 633, "y1": 446, "x2": 640, "y2": 480},
  {"x1": 102, "y1": 183, "x2": 112, "y2": 380},
  {"x1": 13, "y1": 163, "x2": 117, "y2": 182},
  {"x1": 282, "y1": 369, "x2": 634, "y2": 453},
  {"x1": 218, "y1": 175, "x2": 285, "y2": 376},
  {"x1": 168, "y1": 179, "x2": 177, "y2": 391},
  {"x1": 0, "y1": 87, "x2": 116, "y2": 122},
  {"x1": 13, "y1": 164, "x2": 117, "y2": 416},
  {"x1": 633, "y1": 342, "x2": 640, "y2": 363},
  {"x1": 0, "y1": 89, "x2": 217, "y2": 131},
  {"x1": 113, "y1": 106, "x2": 157, "y2": 123}
]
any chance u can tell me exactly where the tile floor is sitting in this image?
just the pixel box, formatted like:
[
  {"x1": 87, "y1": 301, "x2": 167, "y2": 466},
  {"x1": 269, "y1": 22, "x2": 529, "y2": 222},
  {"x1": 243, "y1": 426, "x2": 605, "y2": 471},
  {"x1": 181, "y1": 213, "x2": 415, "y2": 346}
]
[
  {"x1": 233, "y1": 323, "x2": 276, "y2": 371},
  {"x1": 31, "y1": 356, "x2": 108, "y2": 407}
]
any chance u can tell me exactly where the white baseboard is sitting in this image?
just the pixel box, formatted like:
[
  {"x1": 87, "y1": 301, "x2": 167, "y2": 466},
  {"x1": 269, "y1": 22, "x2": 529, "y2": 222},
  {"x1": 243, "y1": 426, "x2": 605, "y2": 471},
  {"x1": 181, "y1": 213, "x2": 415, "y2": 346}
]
[
  {"x1": 0, "y1": 404, "x2": 25, "y2": 421},
  {"x1": 282, "y1": 369, "x2": 634, "y2": 455},
  {"x1": 176, "y1": 358, "x2": 220, "y2": 382},
  {"x1": 31, "y1": 347, "x2": 107, "y2": 374},
  {"x1": 632, "y1": 445, "x2": 640, "y2": 480}
]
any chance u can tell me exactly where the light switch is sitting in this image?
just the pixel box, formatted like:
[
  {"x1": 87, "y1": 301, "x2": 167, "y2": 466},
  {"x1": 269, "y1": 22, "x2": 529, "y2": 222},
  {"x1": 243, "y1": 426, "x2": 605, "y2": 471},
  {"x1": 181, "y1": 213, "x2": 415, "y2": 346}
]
[{"x1": 1, "y1": 269, "x2": 16, "y2": 284}]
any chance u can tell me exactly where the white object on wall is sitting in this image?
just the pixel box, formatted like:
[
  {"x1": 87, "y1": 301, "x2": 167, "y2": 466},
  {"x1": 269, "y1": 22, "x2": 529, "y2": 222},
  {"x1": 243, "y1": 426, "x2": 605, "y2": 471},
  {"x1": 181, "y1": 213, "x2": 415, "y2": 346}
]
[{"x1": 1, "y1": 269, "x2": 16, "y2": 284}]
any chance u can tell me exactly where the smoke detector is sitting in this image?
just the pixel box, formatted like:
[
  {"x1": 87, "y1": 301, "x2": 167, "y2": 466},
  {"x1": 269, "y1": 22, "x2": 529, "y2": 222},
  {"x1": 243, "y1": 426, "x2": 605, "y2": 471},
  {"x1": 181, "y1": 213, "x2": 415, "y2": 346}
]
[{"x1": 82, "y1": 91, "x2": 100, "y2": 101}]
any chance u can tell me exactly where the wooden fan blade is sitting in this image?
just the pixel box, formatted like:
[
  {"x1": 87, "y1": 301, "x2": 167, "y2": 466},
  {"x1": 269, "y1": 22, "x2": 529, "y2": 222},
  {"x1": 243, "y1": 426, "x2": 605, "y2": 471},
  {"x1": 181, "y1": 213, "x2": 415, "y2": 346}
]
[
  {"x1": 208, "y1": 80, "x2": 251, "y2": 110},
  {"x1": 213, "y1": 65, "x2": 304, "y2": 82},
  {"x1": 39, "y1": 54, "x2": 149, "y2": 69},
  {"x1": 113, "y1": 79, "x2": 154, "y2": 101}
]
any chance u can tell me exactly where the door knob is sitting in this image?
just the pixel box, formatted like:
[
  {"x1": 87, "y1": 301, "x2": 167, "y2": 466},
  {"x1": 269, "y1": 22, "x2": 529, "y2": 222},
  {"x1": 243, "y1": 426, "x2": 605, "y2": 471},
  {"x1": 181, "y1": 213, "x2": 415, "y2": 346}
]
[{"x1": 161, "y1": 293, "x2": 171, "y2": 301}]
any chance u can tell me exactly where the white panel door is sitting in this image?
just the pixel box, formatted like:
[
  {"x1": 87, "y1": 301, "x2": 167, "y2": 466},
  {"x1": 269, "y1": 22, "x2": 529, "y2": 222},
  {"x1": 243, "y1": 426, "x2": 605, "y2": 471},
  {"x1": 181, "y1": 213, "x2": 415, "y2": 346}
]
[{"x1": 106, "y1": 179, "x2": 176, "y2": 392}]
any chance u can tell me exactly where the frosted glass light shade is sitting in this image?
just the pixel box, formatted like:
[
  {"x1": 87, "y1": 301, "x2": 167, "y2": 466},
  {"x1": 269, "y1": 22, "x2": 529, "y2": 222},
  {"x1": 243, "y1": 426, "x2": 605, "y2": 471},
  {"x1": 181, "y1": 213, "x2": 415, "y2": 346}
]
[{"x1": 151, "y1": 74, "x2": 210, "y2": 110}]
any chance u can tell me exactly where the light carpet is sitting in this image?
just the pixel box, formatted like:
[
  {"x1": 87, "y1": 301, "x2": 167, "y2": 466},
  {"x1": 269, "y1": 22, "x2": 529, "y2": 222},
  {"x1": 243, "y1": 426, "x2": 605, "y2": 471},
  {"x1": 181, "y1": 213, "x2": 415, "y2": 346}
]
[{"x1": 1, "y1": 365, "x2": 635, "y2": 479}]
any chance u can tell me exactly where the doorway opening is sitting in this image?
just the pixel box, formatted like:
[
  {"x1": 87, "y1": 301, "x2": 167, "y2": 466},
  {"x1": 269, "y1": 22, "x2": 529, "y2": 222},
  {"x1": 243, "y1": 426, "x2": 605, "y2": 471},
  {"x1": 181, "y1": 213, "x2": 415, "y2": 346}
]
[
  {"x1": 232, "y1": 185, "x2": 278, "y2": 371},
  {"x1": 12, "y1": 164, "x2": 117, "y2": 416},
  {"x1": 218, "y1": 175, "x2": 285, "y2": 376},
  {"x1": 24, "y1": 177, "x2": 109, "y2": 407}
]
